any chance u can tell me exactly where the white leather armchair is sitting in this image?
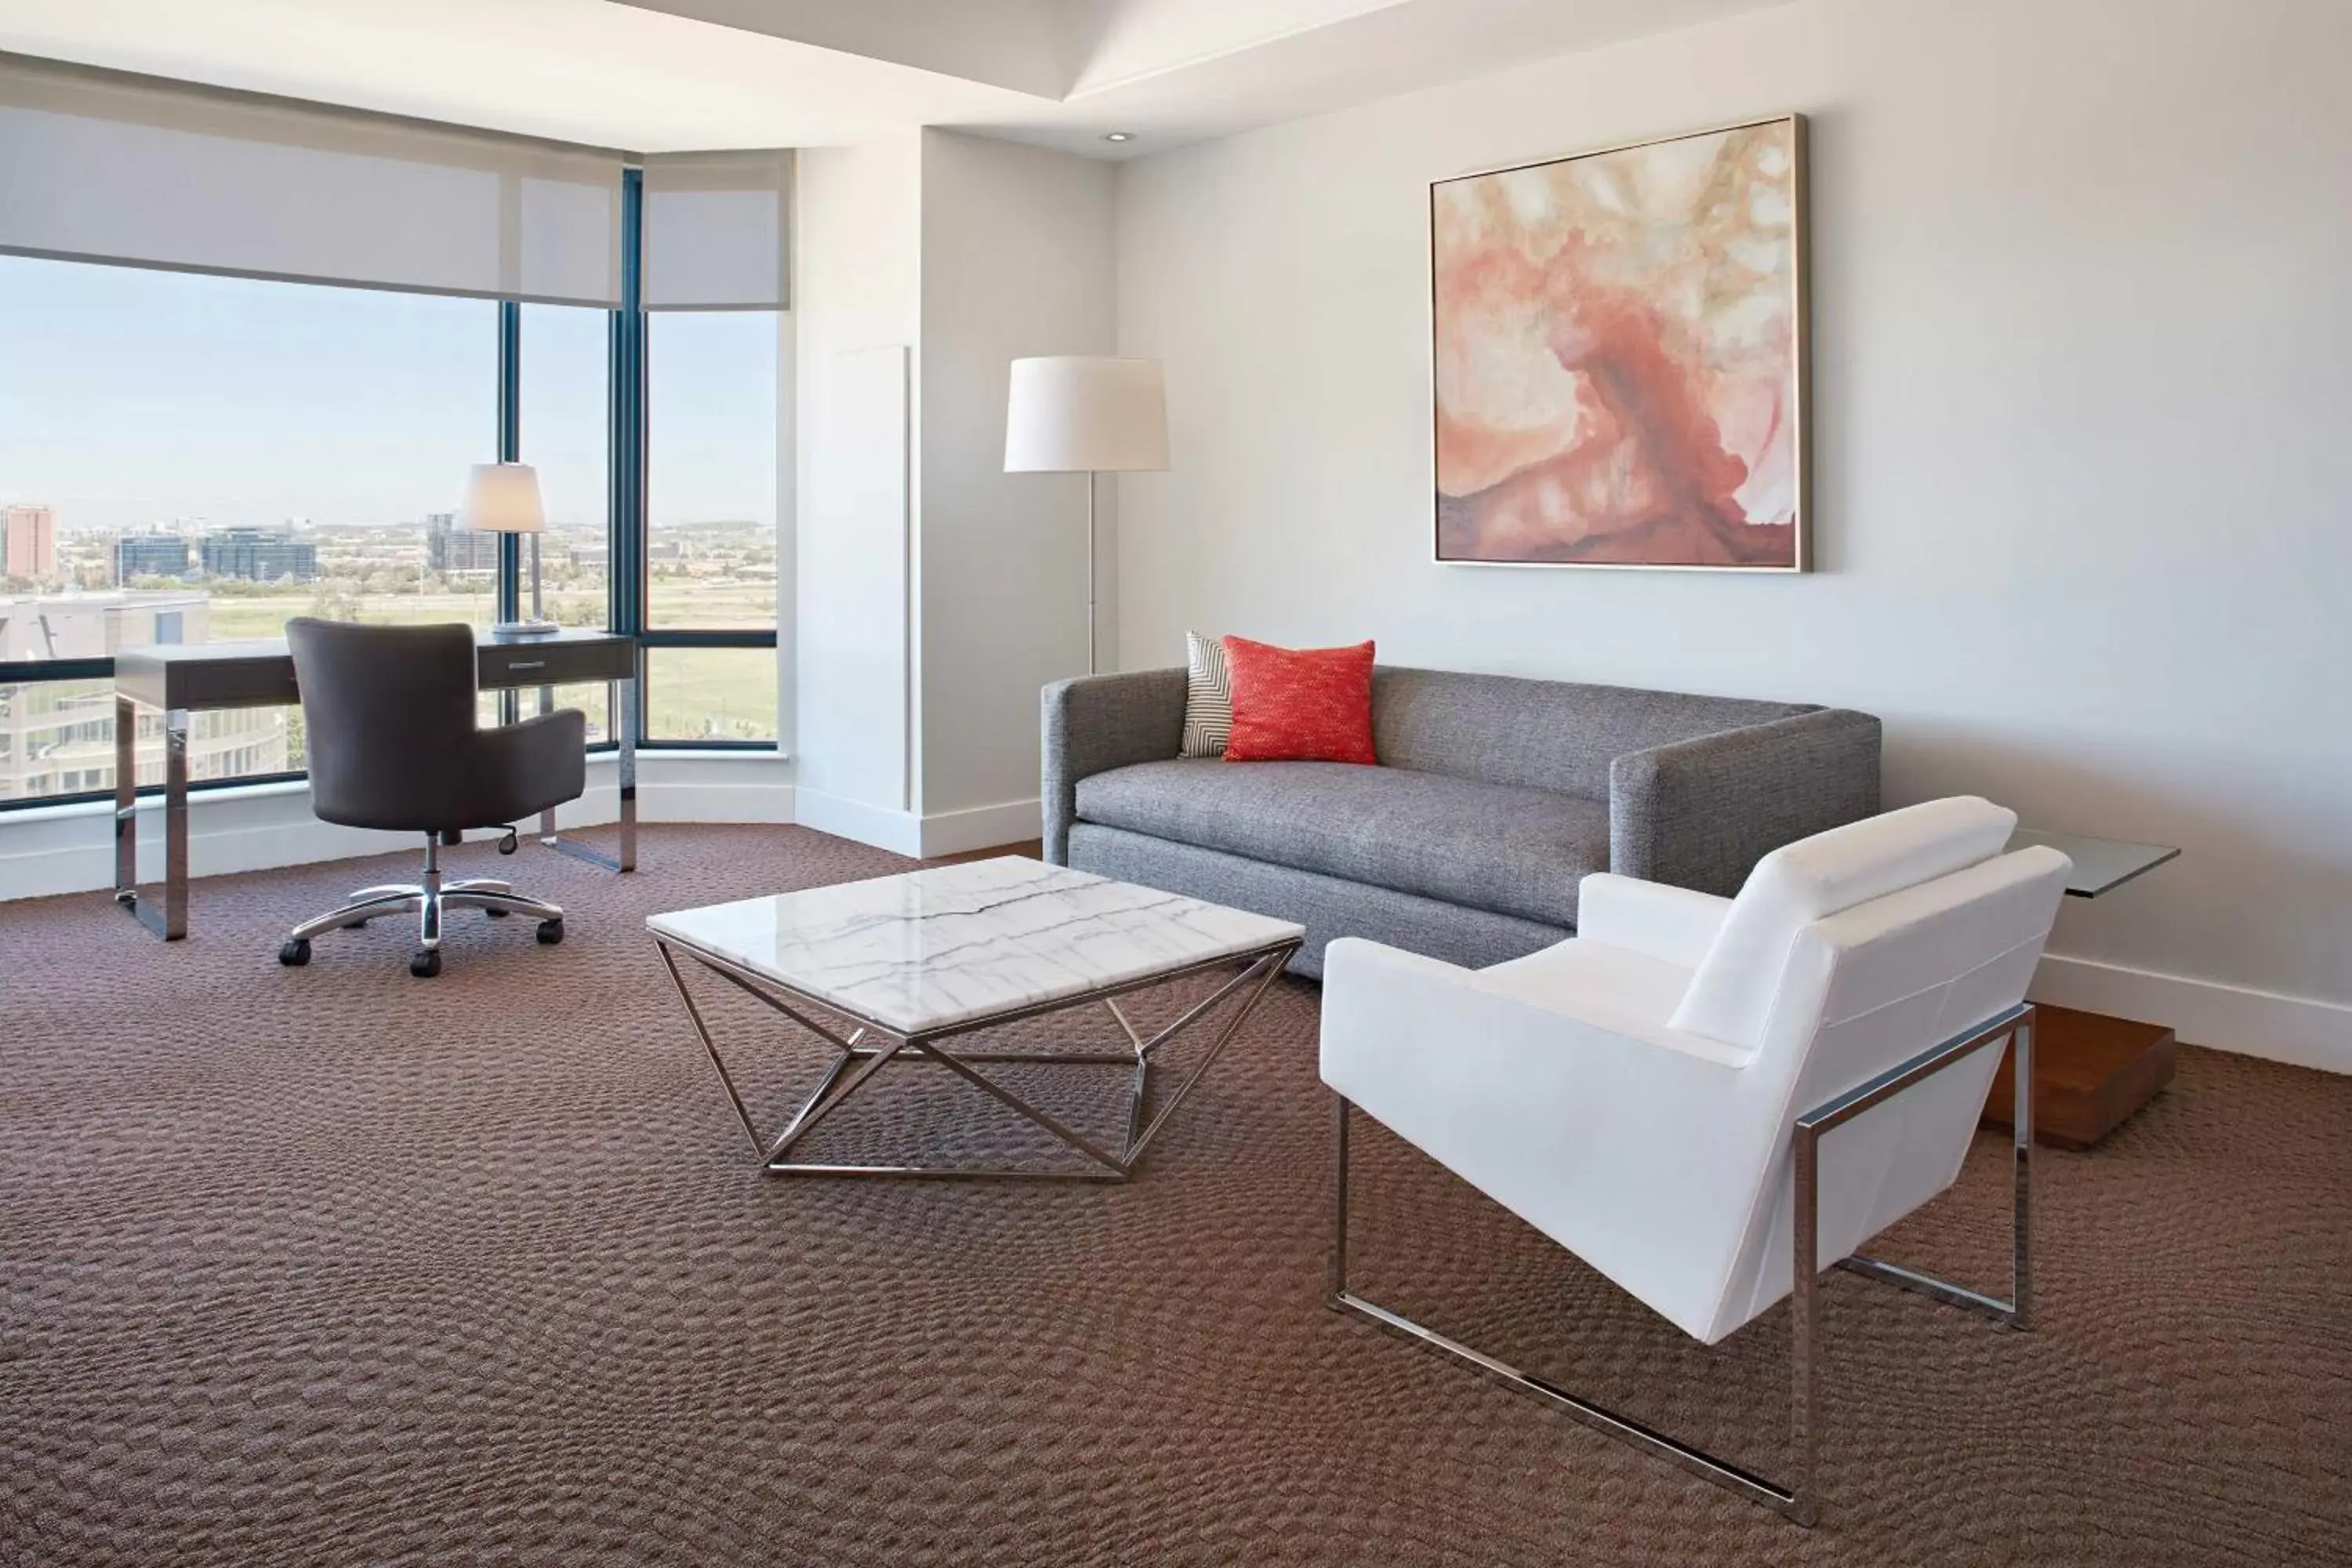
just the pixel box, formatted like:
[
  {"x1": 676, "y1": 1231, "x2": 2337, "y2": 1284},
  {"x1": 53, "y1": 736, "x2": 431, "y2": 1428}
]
[{"x1": 1320, "y1": 797, "x2": 2072, "y2": 1525}]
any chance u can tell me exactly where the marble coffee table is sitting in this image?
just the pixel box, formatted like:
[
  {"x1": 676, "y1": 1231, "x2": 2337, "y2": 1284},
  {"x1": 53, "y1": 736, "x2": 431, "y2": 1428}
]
[{"x1": 648, "y1": 858, "x2": 1304, "y2": 1180}]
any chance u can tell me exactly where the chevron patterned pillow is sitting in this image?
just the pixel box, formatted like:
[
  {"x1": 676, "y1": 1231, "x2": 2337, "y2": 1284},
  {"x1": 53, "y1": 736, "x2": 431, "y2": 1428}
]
[{"x1": 1179, "y1": 630, "x2": 1232, "y2": 757}]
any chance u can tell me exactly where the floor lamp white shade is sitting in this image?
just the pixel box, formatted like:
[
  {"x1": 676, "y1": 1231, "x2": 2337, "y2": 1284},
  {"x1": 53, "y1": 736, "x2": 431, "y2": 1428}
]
[
  {"x1": 1004, "y1": 357, "x2": 1167, "y2": 674},
  {"x1": 462, "y1": 461, "x2": 557, "y2": 636}
]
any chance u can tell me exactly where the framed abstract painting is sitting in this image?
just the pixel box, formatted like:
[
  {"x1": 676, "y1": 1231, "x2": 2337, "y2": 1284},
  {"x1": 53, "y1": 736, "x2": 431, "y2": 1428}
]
[{"x1": 1431, "y1": 114, "x2": 1808, "y2": 570}]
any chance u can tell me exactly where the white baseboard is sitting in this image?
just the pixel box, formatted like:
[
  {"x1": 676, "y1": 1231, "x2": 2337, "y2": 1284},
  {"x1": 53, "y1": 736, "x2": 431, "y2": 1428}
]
[
  {"x1": 2031, "y1": 951, "x2": 2351, "y2": 1074},
  {"x1": 791, "y1": 788, "x2": 924, "y2": 858},
  {"x1": 0, "y1": 752, "x2": 795, "y2": 902},
  {"x1": 789, "y1": 793, "x2": 1043, "y2": 859},
  {"x1": 633, "y1": 756, "x2": 796, "y2": 825},
  {"x1": 919, "y1": 798, "x2": 1042, "y2": 858}
]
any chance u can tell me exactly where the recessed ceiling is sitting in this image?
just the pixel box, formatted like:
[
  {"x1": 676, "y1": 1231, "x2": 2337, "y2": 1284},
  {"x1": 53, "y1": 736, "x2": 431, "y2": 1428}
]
[{"x1": 0, "y1": 0, "x2": 1791, "y2": 156}]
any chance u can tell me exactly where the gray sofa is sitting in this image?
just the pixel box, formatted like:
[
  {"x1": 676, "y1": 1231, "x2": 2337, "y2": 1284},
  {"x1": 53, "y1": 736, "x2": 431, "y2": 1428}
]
[{"x1": 1041, "y1": 666, "x2": 1880, "y2": 977}]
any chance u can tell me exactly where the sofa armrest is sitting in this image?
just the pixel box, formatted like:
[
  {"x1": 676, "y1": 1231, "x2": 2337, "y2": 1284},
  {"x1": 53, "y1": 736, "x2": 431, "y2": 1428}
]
[
  {"x1": 1608, "y1": 708, "x2": 1881, "y2": 896},
  {"x1": 1574, "y1": 873, "x2": 1730, "y2": 971},
  {"x1": 1040, "y1": 667, "x2": 1189, "y2": 863}
]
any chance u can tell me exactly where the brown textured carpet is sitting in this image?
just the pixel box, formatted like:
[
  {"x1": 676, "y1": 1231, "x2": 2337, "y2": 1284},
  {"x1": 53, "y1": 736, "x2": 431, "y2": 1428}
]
[{"x1": 2, "y1": 824, "x2": 2347, "y2": 1565}]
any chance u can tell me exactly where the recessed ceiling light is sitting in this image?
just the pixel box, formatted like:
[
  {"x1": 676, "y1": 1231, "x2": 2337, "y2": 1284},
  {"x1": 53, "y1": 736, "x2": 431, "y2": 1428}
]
[{"x1": 1103, "y1": 132, "x2": 1133, "y2": 143}]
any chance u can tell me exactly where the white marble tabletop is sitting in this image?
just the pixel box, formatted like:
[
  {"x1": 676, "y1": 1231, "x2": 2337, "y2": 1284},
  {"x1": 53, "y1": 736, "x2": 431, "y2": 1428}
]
[{"x1": 648, "y1": 858, "x2": 1304, "y2": 1036}]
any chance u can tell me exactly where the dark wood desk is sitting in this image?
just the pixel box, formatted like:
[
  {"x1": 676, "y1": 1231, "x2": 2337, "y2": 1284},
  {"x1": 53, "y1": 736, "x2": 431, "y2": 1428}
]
[{"x1": 112, "y1": 629, "x2": 636, "y2": 940}]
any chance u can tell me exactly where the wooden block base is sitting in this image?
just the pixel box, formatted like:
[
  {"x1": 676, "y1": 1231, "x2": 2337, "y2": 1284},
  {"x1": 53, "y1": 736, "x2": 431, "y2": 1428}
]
[{"x1": 1983, "y1": 1004, "x2": 2176, "y2": 1150}]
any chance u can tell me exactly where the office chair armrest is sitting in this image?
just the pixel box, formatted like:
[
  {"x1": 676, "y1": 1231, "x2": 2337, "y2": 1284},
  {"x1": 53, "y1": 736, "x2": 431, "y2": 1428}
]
[{"x1": 474, "y1": 708, "x2": 589, "y2": 821}]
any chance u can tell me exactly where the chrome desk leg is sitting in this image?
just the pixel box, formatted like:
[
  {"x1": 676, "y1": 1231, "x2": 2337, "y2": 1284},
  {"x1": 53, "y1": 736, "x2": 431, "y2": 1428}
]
[
  {"x1": 162, "y1": 709, "x2": 188, "y2": 939},
  {"x1": 536, "y1": 681, "x2": 557, "y2": 844},
  {"x1": 616, "y1": 673, "x2": 637, "y2": 872},
  {"x1": 540, "y1": 676, "x2": 638, "y2": 873},
  {"x1": 112, "y1": 695, "x2": 137, "y2": 912},
  {"x1": 119, "y1": 704, "x2": 190, "y2": 942}
]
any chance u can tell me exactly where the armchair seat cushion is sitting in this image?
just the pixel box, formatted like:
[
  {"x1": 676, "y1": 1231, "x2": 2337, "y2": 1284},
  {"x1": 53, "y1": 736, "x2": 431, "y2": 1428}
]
[{"x1": 1074, "y1": 758, "x2": 1609, "y2": 928}]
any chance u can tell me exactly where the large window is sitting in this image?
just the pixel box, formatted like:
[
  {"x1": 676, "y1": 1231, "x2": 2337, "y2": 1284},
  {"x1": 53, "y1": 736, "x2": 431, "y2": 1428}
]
[
  {"x1": 521, "y1": 303, "x2": 612, "y2": 632},
  {"x1": 642, "y1": 309, "x2": 781, "y2": 743},
  {"x1": 1, "y1": 161, "x2": 790, "y2": 811},
  {"x1": 0, "y1": 255, "x2": 495, "y2": 802}
]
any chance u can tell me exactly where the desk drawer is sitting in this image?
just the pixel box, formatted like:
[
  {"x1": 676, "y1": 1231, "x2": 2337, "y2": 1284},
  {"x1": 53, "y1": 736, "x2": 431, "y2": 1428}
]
[{"x1": 479, "y1": 638, "x2": 633, "y2": 689}]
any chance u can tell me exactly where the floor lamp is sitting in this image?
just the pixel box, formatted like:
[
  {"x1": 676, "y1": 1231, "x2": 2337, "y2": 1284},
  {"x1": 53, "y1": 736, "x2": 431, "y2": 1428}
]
[{"x1": 1004, "y1": 357, "x2": 1168, "y2": 674}]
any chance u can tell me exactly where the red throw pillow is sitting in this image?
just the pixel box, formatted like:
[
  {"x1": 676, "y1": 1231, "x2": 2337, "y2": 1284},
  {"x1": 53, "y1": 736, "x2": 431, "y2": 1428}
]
[{"x1": 1220, "y1": 636, "x2": 1377, "y2": 764}]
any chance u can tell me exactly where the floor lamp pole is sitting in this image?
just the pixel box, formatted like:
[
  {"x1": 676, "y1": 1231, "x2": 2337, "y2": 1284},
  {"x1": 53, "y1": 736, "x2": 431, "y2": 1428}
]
[{"x1": 1085, "y1": 469, "x2": 1098, "y2": 676}]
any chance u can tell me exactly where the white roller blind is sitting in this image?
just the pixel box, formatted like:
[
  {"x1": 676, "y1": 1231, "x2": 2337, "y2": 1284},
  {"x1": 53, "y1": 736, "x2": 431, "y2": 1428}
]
[
  {"x1": 642, "y1": 151, "x2": 790, "y2": 310},
  {"x1": 0, "y1": 53, "x2": 622, "y2": 306}
]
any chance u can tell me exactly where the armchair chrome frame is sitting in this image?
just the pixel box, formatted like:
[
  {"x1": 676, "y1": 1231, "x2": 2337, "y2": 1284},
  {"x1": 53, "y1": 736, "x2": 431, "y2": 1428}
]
[
  {"x1": 654, "y1": 932, "x2": 1301, "y2": 1181},
  {"x1": 1329, "y1": 1001, "x2": 2034, "y2": 1528}
]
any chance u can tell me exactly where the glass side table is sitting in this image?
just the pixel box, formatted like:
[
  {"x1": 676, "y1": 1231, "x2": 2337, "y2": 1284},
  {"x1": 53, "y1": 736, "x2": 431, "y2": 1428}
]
[{"x1": 1982, "y1": 828, "x2": 2182, "y2": 1149}]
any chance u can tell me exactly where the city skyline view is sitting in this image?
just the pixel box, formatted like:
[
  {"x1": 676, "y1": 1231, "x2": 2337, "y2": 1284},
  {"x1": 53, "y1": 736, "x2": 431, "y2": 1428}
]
[
  {"x1": 0, "y1": 254, "x2": 779, "y2": 539},
  {"x1": 1, "y1": 251, "x2": 785, "y2": 797}
]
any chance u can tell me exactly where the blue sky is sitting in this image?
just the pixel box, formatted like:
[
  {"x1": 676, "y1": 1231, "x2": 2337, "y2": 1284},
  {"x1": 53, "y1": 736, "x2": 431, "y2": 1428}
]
[{"x1": 0, "y1": 256, "x2": 775, "y2": 536}]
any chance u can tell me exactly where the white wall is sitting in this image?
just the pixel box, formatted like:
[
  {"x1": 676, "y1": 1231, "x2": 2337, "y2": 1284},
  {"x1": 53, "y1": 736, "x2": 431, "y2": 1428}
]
[
  {"x1": 916, "y1": 129, "x2": 1116, "y2": 830},
  {"x1": 1113, "y1": 0, "x2": 2352, "y2": 1067},
  {"x1": 785, "y1": 129, "x2": 1113, "y2": 858},
  {"x1": 793, "y1": 132, "x2": 922, "y2": 833}
]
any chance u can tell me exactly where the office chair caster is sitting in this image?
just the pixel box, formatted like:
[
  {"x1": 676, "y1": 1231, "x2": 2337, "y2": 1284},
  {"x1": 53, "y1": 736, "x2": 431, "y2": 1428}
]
[
  {"x1": 536, "y1": 918, "x2": 564, "y2": 945},
  {"x1": 278, "y1": 938, "x2": 311, "y2": 967},
  {"x1": 410, "y1": 949, "x2": 442, "y2": 978}
]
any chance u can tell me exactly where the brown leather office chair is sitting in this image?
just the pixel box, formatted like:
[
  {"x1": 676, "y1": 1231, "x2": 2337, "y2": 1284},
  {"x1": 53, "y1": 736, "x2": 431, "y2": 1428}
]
[{"x1": 280, "y1": 619, "x2": 586, "y2": 977}]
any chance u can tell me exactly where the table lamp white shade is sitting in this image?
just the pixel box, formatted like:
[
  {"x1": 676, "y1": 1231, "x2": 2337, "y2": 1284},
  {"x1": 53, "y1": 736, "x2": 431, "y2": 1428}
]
[
  {"x1": 461, "y1": 461, "x2": 546, "y2": 533},
  {"x1": 1004, "y1": 357, "x2": 1167, "y2": 473}
]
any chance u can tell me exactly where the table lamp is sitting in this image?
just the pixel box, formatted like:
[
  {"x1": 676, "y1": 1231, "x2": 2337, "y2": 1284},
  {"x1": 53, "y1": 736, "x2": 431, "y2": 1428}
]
[
  {"x1": 1005, "y1": 356, "x2": 1167, "y2": 673},
  {"x1": 462, "y1": 461, "x2": 557, "y2": 637}
]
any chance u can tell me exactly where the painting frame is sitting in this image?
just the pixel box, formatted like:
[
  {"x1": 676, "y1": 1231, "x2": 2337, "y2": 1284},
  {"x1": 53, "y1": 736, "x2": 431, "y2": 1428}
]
[{"x1": 1428, "y1": 112, "x2": 1810, "y2": 573}]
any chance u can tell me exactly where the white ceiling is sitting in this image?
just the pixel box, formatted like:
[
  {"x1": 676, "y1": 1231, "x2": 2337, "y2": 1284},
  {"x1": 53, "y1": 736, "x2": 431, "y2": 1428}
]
[{"x1": 0, "y1": 0, "x2": 1788, "y2": 157}]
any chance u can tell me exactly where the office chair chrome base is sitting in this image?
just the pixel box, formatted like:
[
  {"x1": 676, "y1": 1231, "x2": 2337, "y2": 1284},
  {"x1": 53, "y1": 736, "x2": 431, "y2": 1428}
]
[
  {"x1": 1328, "y1": 1006, "x2": 2034, "y2": 1529},
  {"x1": 278, "y1": 832, "x2": 564, "y2": 975}
]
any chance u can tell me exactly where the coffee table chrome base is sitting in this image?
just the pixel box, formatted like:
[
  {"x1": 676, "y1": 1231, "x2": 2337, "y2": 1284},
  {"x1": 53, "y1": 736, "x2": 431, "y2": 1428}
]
[{"x1": 654, "y1": 935, "x2": 1299, "y2": 1181}]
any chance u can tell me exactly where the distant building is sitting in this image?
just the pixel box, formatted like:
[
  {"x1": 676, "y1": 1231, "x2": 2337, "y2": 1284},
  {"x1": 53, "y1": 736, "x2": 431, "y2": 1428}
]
[
  {"x1": 0, "y1": 587, "x2": 204, "y2": 661},
  {"x1": 116, "y1": 533, "x2": 192, "y2": 583},
  {"x1": 3, "y1": 504, "x2": 58, "y2": 580},
  {"x1": 0, "y1": 590, "x2": 287, "y2": 801},
  {"x1": 201, "y1": 528, "x2": 318, "y2": 583},
  {"x1": 426, "y1": 511, "x2": 499, "y2": 575}
]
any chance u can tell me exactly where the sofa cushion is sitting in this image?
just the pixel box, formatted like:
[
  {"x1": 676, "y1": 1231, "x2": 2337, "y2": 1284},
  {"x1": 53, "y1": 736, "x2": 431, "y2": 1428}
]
[
  {"x1": 1179, "y1": 630, "x2": 1232, "y2": 757},
  {"x1": 1074, "y1": 758, "x2": 1610, "y2": 928},
  {"x1": 1370, "y1": 667, "x2": 1813, "y2": 798},
  {"x1": 1222, "y1": 635, "x2": 1377, "y2": 764}
]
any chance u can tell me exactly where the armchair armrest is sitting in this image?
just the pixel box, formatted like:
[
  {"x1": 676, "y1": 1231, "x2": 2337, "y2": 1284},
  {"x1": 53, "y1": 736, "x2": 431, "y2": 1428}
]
[
  {"x1": 1574, "y1": 873, "x2": 1730, "y2": 971},
  {"x1": 1609, "y1": 708, "x2": 1881, "y2": 896},
  {"x1": 470, "y1": 708, "x2": 587, "y2": 823},
  {"x1": 1040, "y1": 667, "x2": 1188, "y2": 863}
]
